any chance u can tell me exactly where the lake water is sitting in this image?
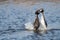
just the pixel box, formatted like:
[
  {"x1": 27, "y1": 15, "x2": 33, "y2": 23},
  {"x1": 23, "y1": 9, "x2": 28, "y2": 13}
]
[{"x1": 0, "y1": 1, "x2": 60, "y2": 40}]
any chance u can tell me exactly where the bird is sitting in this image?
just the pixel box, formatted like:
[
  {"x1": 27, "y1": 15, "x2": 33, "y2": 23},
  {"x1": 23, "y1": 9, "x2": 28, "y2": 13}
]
[
  {"x1": 33, "y1": 9, "x2": 40, "y2": 31},
  {"x1": 25, "y1": 8, "x2": 47, "y2": 31}
]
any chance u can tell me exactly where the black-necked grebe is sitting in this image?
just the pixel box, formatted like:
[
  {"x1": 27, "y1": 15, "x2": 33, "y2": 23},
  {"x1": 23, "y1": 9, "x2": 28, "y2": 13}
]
[{"x1": 34, "y1": 8, "x2": 47, "y2": 31}]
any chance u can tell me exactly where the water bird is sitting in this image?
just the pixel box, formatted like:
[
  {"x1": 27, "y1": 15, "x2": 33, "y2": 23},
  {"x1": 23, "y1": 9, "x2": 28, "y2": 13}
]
[
  {"x1": 25, "y1": 8, "x2": 47, "y2": 31},
  {"x1": 33, "y1": 9, "x2": 40, "y2": 31}
]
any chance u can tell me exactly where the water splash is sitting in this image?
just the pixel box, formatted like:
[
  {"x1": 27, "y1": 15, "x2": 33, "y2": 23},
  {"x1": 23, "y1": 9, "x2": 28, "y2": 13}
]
[{"x1": 25, "y1": 22, "x2": 34, "y2": 30}]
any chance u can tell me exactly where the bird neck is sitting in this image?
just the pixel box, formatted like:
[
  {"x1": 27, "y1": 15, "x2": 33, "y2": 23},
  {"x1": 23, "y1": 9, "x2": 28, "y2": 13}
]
[
  {"x1": 36, "y1": 15, "x2": 38, "y2": 18},
  {"x1": 40, "y1": 13, "x2": 47, "y2": 29},
  {"x1": 41, "y1": 13, "x2": 45, "y2": 20}
]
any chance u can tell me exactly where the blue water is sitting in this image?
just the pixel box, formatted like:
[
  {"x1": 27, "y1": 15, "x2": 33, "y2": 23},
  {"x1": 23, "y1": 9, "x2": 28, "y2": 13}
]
[{"x1": 0, "y1": 2, "x2": 60, "y2": 40}]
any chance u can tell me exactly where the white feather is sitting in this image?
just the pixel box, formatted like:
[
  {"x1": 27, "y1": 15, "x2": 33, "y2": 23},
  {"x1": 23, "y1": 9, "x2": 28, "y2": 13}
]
[{"x1": 39, "y1": 15, "x2": 47, "y2": 30}]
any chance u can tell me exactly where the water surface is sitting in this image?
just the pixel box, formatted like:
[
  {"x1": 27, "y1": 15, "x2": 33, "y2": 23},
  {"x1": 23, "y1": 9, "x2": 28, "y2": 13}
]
[{"x1": 0, "y1": 1, "x2": 60, "y2": 40}]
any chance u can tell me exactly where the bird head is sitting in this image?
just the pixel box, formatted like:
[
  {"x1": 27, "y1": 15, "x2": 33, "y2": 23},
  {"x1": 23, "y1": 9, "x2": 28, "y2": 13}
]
[{"x1": 35, "y1": 8, "x2": 44, "y2": 15}]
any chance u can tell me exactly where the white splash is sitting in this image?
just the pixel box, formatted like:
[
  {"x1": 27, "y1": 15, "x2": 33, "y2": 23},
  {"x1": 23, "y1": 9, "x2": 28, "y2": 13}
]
[{"x1": 24, "y1": 22, "x2": 34, "y2": 30}]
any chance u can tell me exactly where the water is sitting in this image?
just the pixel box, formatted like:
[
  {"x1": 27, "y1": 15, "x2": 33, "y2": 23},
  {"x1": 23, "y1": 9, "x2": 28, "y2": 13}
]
[{"x1": 0, "y1": 1, "x2": 60, "y2": 40}]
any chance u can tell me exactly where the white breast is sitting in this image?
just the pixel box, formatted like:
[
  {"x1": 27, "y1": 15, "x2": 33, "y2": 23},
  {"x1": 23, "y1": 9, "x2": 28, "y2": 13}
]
[{"x1": 39, "y1": 14, "x2": 47, "y2": 30}]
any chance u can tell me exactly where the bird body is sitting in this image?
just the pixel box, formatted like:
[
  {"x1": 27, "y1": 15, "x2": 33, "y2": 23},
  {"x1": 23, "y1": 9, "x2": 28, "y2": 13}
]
[
  {"x1": 33, "y1": 15, "x2": 40, "y2": 31},
  {"x1": 25, "y1": 8, "x2": 47, "y2": 31}
]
